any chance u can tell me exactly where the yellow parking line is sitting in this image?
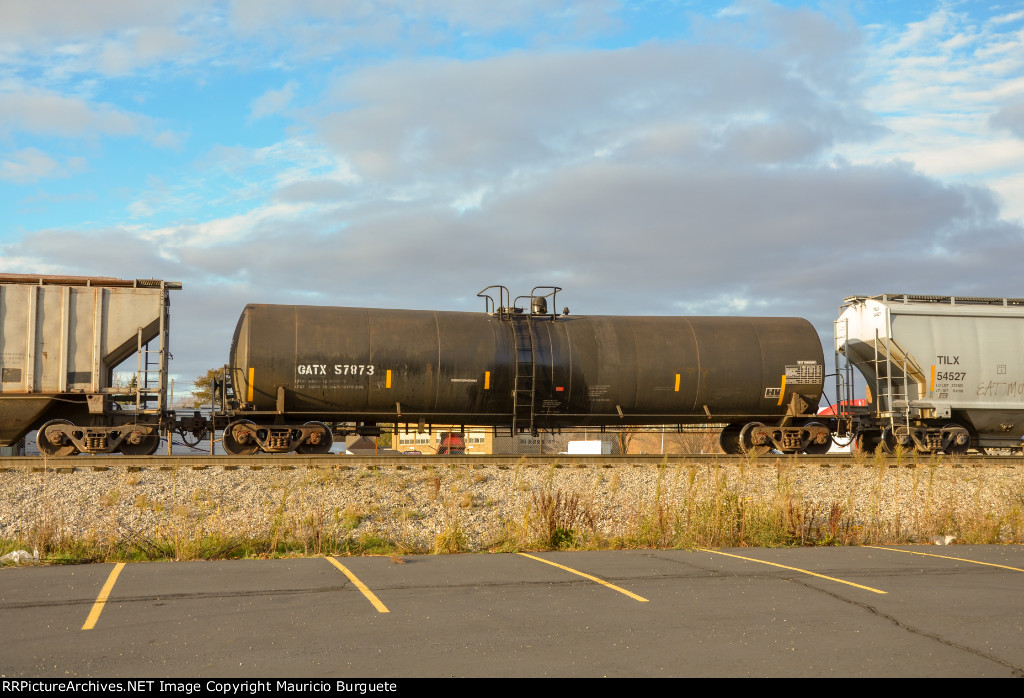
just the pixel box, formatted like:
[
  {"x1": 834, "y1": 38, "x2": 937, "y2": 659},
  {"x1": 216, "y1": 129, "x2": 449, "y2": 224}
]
[
  {"x1": 82, "y1": 562, "x2": 125, "y2": 630},
  {"x1": 326, "y1": 557, "x2": 390, "y2": 613},
  {"x1": 698, "y1": 549, "x2": 887, "y2": 595},
  {"x1": 517, "y1": 553, "x2": 649, "y2": 602},
  {"x1": 867, "y1": 546, "x2": 1024, "y2": 572}
]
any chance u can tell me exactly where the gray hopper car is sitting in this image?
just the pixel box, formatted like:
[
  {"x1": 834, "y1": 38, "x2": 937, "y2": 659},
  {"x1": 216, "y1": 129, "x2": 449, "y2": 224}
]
[
  {"x1": 0, "y1": 274, "x2": 177, "y2": 456},
  {"x1": 222, "y1": 286, "x2": 830, "y2": 455},
  {"x1": 836, "y1": 294, "x2": 1024, "y2": 454}
]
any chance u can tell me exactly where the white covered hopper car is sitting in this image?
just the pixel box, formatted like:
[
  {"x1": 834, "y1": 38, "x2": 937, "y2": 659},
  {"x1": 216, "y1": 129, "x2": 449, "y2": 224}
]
[{"x1": 836, "y1": 294, "x2": 1024, "y2": 454}]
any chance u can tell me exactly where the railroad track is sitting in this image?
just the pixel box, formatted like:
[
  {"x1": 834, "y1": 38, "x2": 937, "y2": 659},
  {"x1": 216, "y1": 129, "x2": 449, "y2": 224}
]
[{"x1": 1, "y1": 452, "x2": 1021, "y2": 471}]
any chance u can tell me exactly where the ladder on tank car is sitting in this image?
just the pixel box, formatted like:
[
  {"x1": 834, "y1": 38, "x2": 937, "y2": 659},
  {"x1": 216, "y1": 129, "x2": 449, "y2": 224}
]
[{"x1": 509, "y1": 315, "x2": 536, "y2": 436}]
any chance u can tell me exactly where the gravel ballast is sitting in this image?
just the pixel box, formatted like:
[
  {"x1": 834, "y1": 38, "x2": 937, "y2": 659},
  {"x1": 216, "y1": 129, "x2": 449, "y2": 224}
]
[{"x1": 2, "y1": 459, "x2": 1022, "y2": 554}]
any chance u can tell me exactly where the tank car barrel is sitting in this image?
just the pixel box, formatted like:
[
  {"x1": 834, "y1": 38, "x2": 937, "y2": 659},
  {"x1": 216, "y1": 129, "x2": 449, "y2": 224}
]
[{"x1": 227, "y1": 301, "x2": 826, "y2": 452}]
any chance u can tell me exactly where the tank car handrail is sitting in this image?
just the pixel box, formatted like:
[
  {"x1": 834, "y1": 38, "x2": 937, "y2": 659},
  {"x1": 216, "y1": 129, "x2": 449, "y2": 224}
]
[
  {"x1": 510, "y1": 286, "x2": 563, "y2": 319},
  {"x1": 477, "y1": 285, "x2": 511, "y2": 317},
  {"x1": 531, "y1": 286, "x2": 562, "y2": 318}
]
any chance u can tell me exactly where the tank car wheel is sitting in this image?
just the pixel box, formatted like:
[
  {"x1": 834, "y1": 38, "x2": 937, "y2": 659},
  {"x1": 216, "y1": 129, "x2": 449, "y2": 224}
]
[
  {"x1": 36, "y1": 420, "x2": 79, "y2": 457},
  {"x1": 739, "y1": 422, "x2": 771, "y2": 455},
  {"x1": 297, "y1": 421, "x2": 334, "y2": 454},
  {"x1": 223, "y1": 420, "x2": 260, "y2": 456},
  {"x1": 802, "y1": 422, "x2": 832, "y2": 455},
  {"x1": 943, "y1": 424, "x2": 970, "y2": 455},
  {"x1": 120, "y1": 429, "x2": 161, "y2": 456},
  {"x1": 719, "y1": 424, "x2": 743, "y2": 455}
]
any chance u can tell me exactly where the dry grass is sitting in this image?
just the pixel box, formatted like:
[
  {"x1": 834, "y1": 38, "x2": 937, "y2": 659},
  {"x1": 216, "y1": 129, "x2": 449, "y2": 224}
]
[{"x1": 1, "y1": 454, "x2": 1023, "y2": 564}]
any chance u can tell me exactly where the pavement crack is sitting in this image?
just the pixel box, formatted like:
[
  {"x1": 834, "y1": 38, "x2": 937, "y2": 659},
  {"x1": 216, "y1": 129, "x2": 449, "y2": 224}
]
[
  {"x1": 0, "y1": 585, "x2": 353, "y2": 610},
  {"x1": 790, "y1": 577, "x2": 1024, "y2": 677}
]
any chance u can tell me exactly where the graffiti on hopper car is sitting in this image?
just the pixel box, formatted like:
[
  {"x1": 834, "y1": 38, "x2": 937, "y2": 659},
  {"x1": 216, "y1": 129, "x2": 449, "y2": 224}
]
[{"x1": 977, "y1": 380, "x2": 1024, "y2": 397}]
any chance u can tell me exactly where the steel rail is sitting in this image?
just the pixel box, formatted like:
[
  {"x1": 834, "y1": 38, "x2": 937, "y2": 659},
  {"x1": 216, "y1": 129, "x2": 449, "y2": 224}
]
[{"x1": 1, "y1": 452, "x2": 1020, "y2": 471}]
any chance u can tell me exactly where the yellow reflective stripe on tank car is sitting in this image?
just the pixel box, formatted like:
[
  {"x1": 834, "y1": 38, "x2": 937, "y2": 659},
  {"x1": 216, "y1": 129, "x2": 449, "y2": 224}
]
[
  {"x1": 674, "y1": 373, "x2": 680, "y2": 392},
  {"x1": 777, "y1": 374, "x2": 786, "y2": 406},
  {"x1": 485, "y1": 371, "x2": 490, "y2": 389},
  {"x1": 386, "y1": 369, "x2": 392, "y2": 389},
  {"x1": 930, "y1": 364, "x2": 936, "y2": 393},
  {"x1": 247, "y1": 367, "x2": 254, "y2": 402}
]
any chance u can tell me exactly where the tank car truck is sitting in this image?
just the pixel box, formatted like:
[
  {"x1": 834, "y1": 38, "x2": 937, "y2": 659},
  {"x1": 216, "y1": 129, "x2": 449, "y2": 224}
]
[
  {"x1": 834, "y1": 294, "x2": 1024, "y2": 454},
  {"x1": 0, "y1": 274, "x2": 184, "y2": 456},
  {"x1": 220, "y1": 286, "x2": 830, "y2": 456}
]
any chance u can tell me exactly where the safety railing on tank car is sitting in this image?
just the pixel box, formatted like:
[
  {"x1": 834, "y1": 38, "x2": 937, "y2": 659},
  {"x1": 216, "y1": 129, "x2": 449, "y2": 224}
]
[
  {"x1": 512, "y1": 286, "x2": 562, "y2": 319},
  {"x1": 478, "y1": 285, "x2": 564, "y2": 320},
  {"x1": 477, "y1": 285, "x2": 511, "y2": 317}
]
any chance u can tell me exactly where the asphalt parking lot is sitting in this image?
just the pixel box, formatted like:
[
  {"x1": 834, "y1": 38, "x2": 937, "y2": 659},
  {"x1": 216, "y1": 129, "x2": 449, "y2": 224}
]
[{"x1": 2, "y1": 545, "x2": 1022, "y2": 677}]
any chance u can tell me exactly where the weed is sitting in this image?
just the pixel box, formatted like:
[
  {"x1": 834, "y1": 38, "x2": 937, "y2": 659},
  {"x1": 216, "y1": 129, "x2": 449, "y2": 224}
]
[
  {"x1": 426, "y1": 475, "x2": 442, "y2": 500},
  {"x1": 433, "y1": 521, "x2": 467, "y2": 554},
  {"x1": 893, "y1": 442, "x2": 909, "y2": 468},
  {"x1": 873, "y1": 443, "x2": 887, "y2": 467},
  {"x1": 267, "y1": 484, "x2": 292, "y2": 557},
  {"x1": 530, "y1": 488, "x2": 596, "y2": 549}
]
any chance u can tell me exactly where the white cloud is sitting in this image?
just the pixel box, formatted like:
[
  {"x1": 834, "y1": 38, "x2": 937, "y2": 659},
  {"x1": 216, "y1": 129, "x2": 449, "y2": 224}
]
[
  {"x1": 0, "y1": 148, "x2": 61, "y2": 183},
  {"x1": 0, "y1": 147, "x2": 86, "y2": 183},
  {"x1": 315, "y1": 37, "x2": 873, "y2": 190},
  {"x1": 249, "y1": 81, "x2": 298, "y2": 121},
  {"x1": 0, "y1": 87, "x2": 144, "y2": 138},
  {"x1": 0, "y1": 1, "x2": 192, "y2": 42},
  {"x1": 0, "y1": 1, "x2": 206, "y2": 82},
  {"x1": 846, "y1": 4, "x2": 1024, "y2": 214},
  {"x1": 226, "y1": 0, "x2": 619, "y2": 41},
  {"x1": 152, "y1": 129, "x2": 188, "y2": 150},
  {"x1": 140, "y1": 201, "x2": 315, "y2": 248},
  {"x1": 2, "y1": 0, "x2": 621, "y2": 86},
  {"x1": 991, "y1": 10, "x2": 1024, "y2": 25}
]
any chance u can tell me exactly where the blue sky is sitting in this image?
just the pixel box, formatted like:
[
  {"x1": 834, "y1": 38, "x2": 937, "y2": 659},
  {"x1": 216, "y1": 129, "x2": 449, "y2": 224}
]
[{"x1": 1, "y1": 0, "x2": 1022, "y2": 392}]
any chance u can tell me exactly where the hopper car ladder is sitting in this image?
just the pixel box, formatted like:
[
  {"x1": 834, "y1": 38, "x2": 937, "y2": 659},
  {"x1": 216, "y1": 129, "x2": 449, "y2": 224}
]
[
  {"x1": 135, "y1": 332, "x2": 163, "y2": 414},
  {"x1": 134, "y1": 281, "x2": 171, "y2": 416},
  {"x1": 870, "y1": 305, "x2": 911, "y2": 434},
  {"x1": 833, "y1": 317, "x2": 856, "y2": 427}
]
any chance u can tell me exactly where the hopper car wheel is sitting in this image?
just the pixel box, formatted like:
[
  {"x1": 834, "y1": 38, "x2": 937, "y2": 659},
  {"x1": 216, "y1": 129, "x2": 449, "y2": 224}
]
[
  {"x1": 802, "y1": 422, "x2": 832, "y2": 455},
  {"x1": 719, "y1": 424, "x2": 743, "y2": 455},
  {"x1": 297, "y1": 422, "x2": 334, "y2": 455},
  {"x1": 881, "y1": 427, "x2": 899, "y2": 455},
  {"x1": 120, "y1": 430, "x2": 160, "y2": 456},
  {"x1": 36, "y1": 419, "x2": 79, "y2": 457},
  {"x1": 943, "y1": 424, "x2": 970, "y2": 455},
  {"x1": 739, "y1": 422, "x2": 771, "y2": 455},
  {"x1": 853, "y1": 431, "x2": 879, "y2": 454},
  {"x1": 223, "y1": 420, "x2": 260, "y2": 456}
]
